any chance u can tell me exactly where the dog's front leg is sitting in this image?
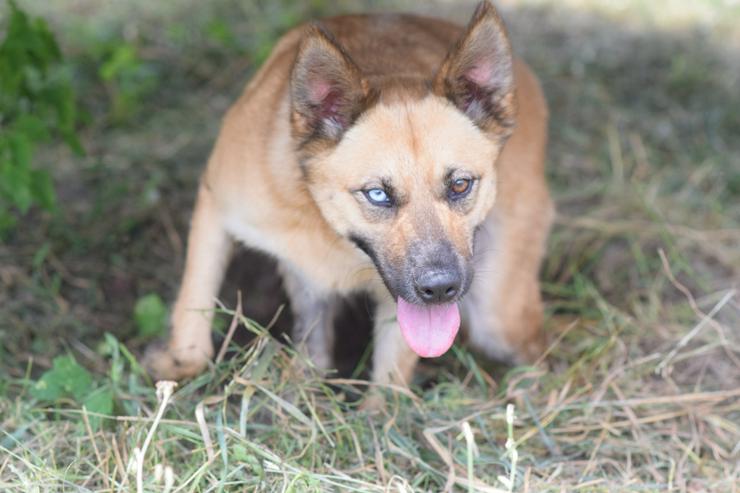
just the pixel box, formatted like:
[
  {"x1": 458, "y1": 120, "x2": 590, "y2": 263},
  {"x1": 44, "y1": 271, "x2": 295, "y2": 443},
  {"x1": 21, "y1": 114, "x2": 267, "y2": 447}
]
[
  {"x1": 371, "y1": 297, "x2": 419, "y2": 387},
  {"x1": 280, "y1": 265, "x2": 337, "y2": 370},
  {"x1": 361, "y1": 297, "x2": 419, "y2": 411},
  {"x1": 145, "y1": 184, "x2": 232, "y2": 380}
]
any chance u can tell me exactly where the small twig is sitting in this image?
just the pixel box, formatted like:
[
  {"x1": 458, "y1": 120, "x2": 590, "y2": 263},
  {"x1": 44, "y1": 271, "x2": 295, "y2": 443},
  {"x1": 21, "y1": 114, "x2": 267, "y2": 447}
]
[
  {"x1": 111, "y1": 434, "x2": 128, "y2": 489},
  {"x1": 81, "y1": 405, "x2": 108, "y2": 491},
  {"x1": 593, "y1": 388, "x2": 740, "y2": 408},
  {"x1": 316, "y1": 377, "x2": 422, "y2": 404},
  {"x1": 163, "y1": 465, "x2": 175, "y2": 493},
  {"x1": 193, "y1": 394, "x2": 225, "y2": 465},
  {"x1": 215, "y1": 291, "x2": 243, "y2": 364},
  {"x1": 656, "y1": 249, "x2": 736, "y2": 375},
  {"x1": 158, "y1": 207, "x2": 184, "y2": 261},
  {"x1": 154, "y1": 463, "x2": 176, "y2": 493},
  {"x1": 457, "y1": 421, "x2": 480, "y2": 493},
  {"x1": 264, "y1": 304, "x2": 286, "y2": 332},
  {"x1": 136, "y1": 381, "x2": 177, "y2": 493},
  {"x1": 578, "y1": 414, "x2": 610, "y2": 483},
  {"x1": 195, "y1": 401, "x2": 216, "y2": 462},
  {"x1": 655, "y1": 248, "x2": 740, "y2": 377},
  {"x1": 523, "y1": 394, "x2": 560, "y2": 456},
  {"x1": 424, "y1": 425, "x2": 507, "y2": 493},
  {"x1": 499, "y1": 404, "x2": 519, "y2": 492},
  {"x1": 535, "y1": 319, "x2": 579, "y2": 367},
  {"x1": 367, "y1": 417, "x2": 388, "y2": 485},
  {"x1": 607, "y1": 124, "x2": 625, "y2": 187}
]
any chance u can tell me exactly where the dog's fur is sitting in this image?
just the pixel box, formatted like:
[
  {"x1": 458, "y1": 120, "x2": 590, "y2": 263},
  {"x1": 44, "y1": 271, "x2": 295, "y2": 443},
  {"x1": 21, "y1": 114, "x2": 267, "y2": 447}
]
[{"x1": 145, "y1": 1, "x2": 554, "y2": 388}]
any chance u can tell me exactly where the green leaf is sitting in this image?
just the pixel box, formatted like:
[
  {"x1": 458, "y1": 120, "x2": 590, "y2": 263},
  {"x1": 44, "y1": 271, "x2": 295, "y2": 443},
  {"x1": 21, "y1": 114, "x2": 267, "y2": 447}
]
[
  {"x1": 134, "y1": 293, "x2": 168, "y2": 338},
  {"x1": 31, "y1": 241, "x2": 51, "y2": 268},
  {"x1": 100, "y1": 333, "x2": 123, "y2": 386},
  {"x1": 1, "y1": 151, "x2": 34, "y2": 213},
  {"x1": 30, "y1": 355, "x2": 93, "y2": 402},
  {"x1": 61, "y1": 128, "x2": 84, "y2": 156},
  {"x1": 205, "y1": 19, "x2": 237, "y2": 49},
  {"x1": 8, "y1": 130, "x2": 32, "y2": 170},
  {"x1": 82, "y1": 388, "x2": 114, "y2": 431},
  {"x1": 99, "y1": 44, "x2": 137, "y2": 81},
  {"x1": 29, "y1": 371, "x2": 63, "y2": 401},
  {"x1": 0, "y1": 1, "x2": 81, "y2": 230},
  {"x1": 29, "y1": 169, "x2": 56, "y2": 211},
  {"x1": 0, "y1": 210, "x2": 17, "y2": 237},
  {"x1": 14, "y1": 114, "x2": 50, "y2": 142}
]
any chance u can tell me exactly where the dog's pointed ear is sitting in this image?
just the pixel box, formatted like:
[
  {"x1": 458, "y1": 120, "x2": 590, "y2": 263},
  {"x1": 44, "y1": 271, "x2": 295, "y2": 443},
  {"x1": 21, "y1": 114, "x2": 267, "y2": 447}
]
[
  {"x1": 290, "y1": 24, "x2": 368, "y2": 143},
  {"x1": 434, "y1": 1, "x2": 516, "y2": 137}
]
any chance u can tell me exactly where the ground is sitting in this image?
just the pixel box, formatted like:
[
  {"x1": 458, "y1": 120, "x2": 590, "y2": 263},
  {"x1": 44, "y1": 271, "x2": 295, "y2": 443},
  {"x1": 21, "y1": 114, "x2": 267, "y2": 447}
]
[{"x1": 1, "y1": 0, "x2": 739, "y2": 491}]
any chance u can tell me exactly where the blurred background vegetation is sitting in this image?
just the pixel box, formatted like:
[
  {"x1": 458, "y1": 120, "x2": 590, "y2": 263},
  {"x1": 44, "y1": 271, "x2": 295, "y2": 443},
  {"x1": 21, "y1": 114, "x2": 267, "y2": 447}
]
[{"x1": 1, "y1": 1, "x2": 738, "y2": 491}]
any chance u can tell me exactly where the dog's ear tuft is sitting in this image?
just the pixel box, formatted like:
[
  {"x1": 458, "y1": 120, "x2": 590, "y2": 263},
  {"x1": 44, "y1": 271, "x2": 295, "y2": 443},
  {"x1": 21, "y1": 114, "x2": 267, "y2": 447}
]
[
  {"x1": 434, "y1": 1, "x2": 516, "y2": 137},
  {"x1": 291, "y1": 24, "x2": 367, "y2": 144}
]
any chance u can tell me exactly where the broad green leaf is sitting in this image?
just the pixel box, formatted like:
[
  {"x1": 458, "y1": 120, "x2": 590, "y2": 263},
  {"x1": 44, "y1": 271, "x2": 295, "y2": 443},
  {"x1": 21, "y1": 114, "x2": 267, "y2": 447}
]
[
  {"x1": 100, "y1": 333, "x2": 123, "y2": 385},
  {"x1": 29, "y1": 169, "x2": 56, "y2": 211},
  {"x1": 29, "y1": 371, "x2": 63, "y2": 401},
  {"x1": 99, "y1": 44, "x2": 137, "y2": 81},
  {"x1": 14, "y1": 114, "x2": 49, "y2": 142},
  {"x1": 30, "y1": 355, "x2": 93, "y2": 402},
  {"x1": 134, "y1": 293, "x2": 168, "y2": 338},
  {"x1": 1, "y1": 155, "x2": 33, "y2": 213},
  {"x1": 0, "y1": 210, "x2": 17, "y2": 235},
  {"x1": 0, "y1": 1, "x2": 81, "y2": 229},
  {"x1": 82, "y1": 388, "x2": 114, "y2": 430},
  {"x1": 9, "y1": 132, "x2": 32, "y2": 172},
  {"x1": 31, "y1": 241, "x2": 51, "y2": 268}
]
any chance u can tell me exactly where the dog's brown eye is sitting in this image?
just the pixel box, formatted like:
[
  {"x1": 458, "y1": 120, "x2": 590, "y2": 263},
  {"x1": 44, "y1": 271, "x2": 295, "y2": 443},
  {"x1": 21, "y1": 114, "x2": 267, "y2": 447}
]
[{"x1": 448, "y1": 178, "x2": 472, "y2": 199}]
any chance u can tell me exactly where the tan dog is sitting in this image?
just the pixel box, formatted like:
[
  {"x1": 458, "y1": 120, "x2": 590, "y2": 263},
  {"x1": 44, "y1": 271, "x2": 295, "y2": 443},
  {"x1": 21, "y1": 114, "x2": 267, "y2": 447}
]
[{"x1": 145, "y1": 1, "x2": 553, "y2": 389}]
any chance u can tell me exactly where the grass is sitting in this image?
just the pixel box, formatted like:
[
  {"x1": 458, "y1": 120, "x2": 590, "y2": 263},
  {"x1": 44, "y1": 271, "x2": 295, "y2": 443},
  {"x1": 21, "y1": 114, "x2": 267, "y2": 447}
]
[{"x1": 1, "y1": 0, "x2": 739, "y2": 491}]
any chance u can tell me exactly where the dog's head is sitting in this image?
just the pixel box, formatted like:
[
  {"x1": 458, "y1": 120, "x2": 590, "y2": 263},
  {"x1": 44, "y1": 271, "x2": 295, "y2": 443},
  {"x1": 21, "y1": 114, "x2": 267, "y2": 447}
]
[{"x1": 290, "y1": 2, "x2": 516, "y2": 356}]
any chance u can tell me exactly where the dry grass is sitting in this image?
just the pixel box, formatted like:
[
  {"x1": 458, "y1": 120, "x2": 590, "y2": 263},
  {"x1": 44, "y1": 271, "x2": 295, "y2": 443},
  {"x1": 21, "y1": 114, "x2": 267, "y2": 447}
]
[{"x1": 1, "y1": 0, "x2": 739, "y2": 491}]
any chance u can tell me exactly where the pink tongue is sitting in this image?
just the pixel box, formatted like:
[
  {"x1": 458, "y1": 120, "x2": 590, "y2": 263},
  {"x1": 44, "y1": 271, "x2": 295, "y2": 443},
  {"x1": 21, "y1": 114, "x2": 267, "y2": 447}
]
[{"x1": 397, "y1": 297, "x2": 460, "y2": 358}]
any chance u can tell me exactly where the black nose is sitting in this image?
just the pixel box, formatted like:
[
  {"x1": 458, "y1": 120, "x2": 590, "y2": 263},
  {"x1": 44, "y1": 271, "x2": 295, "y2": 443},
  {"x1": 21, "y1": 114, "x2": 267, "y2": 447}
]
[{"x1": 415, "y1": 270, "x2": 462, "y2": 304}]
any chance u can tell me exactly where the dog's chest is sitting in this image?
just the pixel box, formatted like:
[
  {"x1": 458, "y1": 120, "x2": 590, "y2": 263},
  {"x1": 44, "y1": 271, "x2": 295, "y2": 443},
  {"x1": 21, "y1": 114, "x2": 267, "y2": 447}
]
[{"x1": 224, "y1": 211, "x2": 375, "y2": 294}]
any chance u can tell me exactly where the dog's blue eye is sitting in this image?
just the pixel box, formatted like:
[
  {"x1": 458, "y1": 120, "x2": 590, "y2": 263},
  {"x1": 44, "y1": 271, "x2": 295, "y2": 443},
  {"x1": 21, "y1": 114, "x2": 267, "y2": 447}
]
[{"x1": 364, "y1": 188, "x2": 392, "y2": 206}]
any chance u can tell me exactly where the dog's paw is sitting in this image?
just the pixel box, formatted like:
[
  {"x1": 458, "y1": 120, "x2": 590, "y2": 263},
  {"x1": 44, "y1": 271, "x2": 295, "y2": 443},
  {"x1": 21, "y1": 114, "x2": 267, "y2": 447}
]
[
  {"x1": 513, "y1": 332, "x2": 547, "y2": 366},
  {"x1": 142, "y1": 341, "x2": 210, "y2": 381},
  {"x1": 358, "y1": 391, "x2": 386, "y2": 414}
]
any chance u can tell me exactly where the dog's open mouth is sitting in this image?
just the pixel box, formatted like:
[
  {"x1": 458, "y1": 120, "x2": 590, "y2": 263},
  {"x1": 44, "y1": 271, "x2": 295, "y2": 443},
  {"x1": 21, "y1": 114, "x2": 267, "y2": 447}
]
[{"x1": 396, "y1": 297, "x2": 461, "y2": 358}]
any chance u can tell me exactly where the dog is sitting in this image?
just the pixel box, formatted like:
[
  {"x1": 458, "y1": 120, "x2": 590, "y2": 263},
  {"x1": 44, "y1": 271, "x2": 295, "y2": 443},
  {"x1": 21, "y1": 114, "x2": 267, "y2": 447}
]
[{"x1": 145, "y1": 1, "x2": 554, "y2": 391}]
